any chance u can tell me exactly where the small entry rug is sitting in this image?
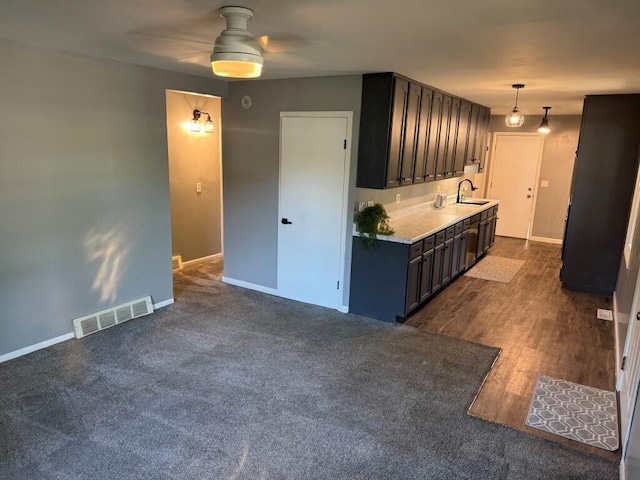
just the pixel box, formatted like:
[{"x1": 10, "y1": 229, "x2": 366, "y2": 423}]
[
  {"x1": 525, "y1": 375, "x2": 619, "y2": 451},
  {"x1": 464, "y1": 255, "x2": 524, "y2": 283}
]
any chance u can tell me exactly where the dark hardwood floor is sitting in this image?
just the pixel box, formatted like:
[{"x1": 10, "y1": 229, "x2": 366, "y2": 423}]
[{"x1": 406, "y1": 236, "x2": 619, "y2": 460}]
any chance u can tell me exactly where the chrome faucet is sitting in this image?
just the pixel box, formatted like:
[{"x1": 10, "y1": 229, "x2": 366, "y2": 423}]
[{"x1": 457, "y1": 179, "x2": 478, "y2": 203}]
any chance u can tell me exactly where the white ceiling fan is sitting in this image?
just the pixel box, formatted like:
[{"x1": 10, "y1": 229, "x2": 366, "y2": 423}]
[
  {"x1": 210, "y1": 6, "x2": 263, "y2": 78},
  {"x1": 131, "y1": 3, "x2": 315, "y2": 79}
]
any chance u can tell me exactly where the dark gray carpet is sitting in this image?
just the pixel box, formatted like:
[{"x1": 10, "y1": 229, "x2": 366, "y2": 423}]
[{"x1": 1, "y1": 263, "x2": 617, "y2": 479}]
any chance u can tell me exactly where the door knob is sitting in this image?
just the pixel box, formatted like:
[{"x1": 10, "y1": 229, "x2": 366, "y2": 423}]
[
  {"x1": 527, "y1": 194, "x2": 532, "y2": 198},
  {"x1": 528, "y1": 187, "x2": 532, "y2": 191},
  {"x1": 281, "y1": 218, "x2": 293, "y2": 225}
]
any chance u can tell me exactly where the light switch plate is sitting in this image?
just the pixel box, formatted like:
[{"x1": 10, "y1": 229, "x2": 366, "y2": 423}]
[
  {"x1": 196, "y1": 182, "x2": 202, "y2": 193},
  {"x1": 395, "y1": 194, "x2": 401, "y2": 204},
  {"x1": 540, "y1": 180, "x2": 549, "y2": 188},
  {"x1": 367, "y1": 200, "x2": 374, "y2": 207}
]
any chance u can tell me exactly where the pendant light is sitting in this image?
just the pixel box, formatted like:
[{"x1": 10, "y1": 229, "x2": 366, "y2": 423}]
[
  {"x1": 505, "y1": 84, "x2": 525, "y2": 127},
  {"x1": 536, "y1": 107, "x2": 552, "y2": 134},
  {"x1": 210, "y1": 6, "x2": 263, "y2": 79}
]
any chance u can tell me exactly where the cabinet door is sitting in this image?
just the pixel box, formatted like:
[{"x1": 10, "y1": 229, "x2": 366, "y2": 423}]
[
  {"x1": 475, "y1": 107, "x2": 490, "y2": 173},
  {"x1": 435, "y1": 95, "x2": 452, "y2": 180},
  {"x1": 432, "y1": 243, "x2": 445, "y2": 293},
  {"x1": 442, "y1": 238, "x2": 454, "y2": 284},
  {"x1": 444, "y1": 97, "x2": 461, "y2": 178},
  {"x1": 477, "y1": 220, "x2": 487, "y2": 257},
  {"x1": 419, "y1": 249, "x2": 434, "y2": 302},
  {"x1": 451, "y1": 233, "x2": 462, "y2": 277},
  {"x1": 400, "y1": 83, "x2": 422, "y2": 185},
  {"x1": 387, "y1": 77, "x2": 409, "y2": 188},
  {"x1": 453, "y1": 101, "x2": 472, "y2": 175},
  {"x1": 405, "y1": 255, "x2": 422, "y2": 312},
  {"x1": 426, "y1": 91, "x2": 443, "y2": 181},
  {"x1": 414, "y1": 87, "x2": 434, "y2": 183},
  {"x1": 489, "y1": 215, "x2": 498, "y2": 247},
  {"x1": 466, "y1": 104, "x2": 480, "y2": 164},
  {"x1": 459, "y1": 230, "x2": 469, "y2": 272},
  {"x1": 484, "y1": 216, "x2": 496, "y2": 252}
]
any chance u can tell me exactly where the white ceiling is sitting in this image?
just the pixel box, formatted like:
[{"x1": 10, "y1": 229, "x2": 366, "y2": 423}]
[{"x1": 1, "y1": 0, "x2": 639, "y2": 114}]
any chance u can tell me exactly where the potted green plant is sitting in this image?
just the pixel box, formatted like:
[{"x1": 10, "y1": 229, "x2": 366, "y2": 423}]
[{"x1": 355, "y1": 203, "x2": 395, "y2": 249}]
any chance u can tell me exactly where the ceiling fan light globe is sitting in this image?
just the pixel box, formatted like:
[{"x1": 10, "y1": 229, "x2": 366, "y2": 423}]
[{"x1": 211, "y1": 58, "x2": 263, "y2": 78}]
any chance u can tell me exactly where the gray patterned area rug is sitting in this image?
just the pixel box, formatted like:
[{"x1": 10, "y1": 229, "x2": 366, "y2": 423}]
[
  {"x1": 525, "y1": 375, "x2": 619, "y2": 451},
  {"x1": 464, "y1": 255, "x2": 525, "y2": 283}
]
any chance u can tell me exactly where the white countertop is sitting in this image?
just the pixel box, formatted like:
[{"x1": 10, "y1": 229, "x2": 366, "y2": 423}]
[{"x1": 353, "y1": 198, "x2": 500, "y2": 245}]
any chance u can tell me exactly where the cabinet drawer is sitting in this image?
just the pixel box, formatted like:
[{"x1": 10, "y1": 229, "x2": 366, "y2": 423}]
[
  {"x1": 423, "y1": 235, "x2": 435, "y2": 251},
  {"x1": 480, "y1": 209, "x2": 489, "y2": 221},
  {"x1": 445, "y1": 226, "x2": 455, "y2": 240},
  {"x1": 409, "y1": 241, "x2": 423, "y2": 260},
  {"x1": 435, "y1": 230, "x2": 446, "y2": 245},
  {"x1": 463, "y1": 218, "x2": 471, "y2": 230},
  {"x1": 454, "y1": 221, "x2": 463, "y2": 235}
]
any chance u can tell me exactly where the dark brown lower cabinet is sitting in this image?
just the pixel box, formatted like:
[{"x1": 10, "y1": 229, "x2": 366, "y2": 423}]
[{"x1": 350, "y1": 209, "x2": 497, "y2": 323}]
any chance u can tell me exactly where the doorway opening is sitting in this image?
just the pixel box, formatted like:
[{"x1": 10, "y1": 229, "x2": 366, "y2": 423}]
[{"x1": 165, "y1": 89, "x2": 223, "y2": 298}]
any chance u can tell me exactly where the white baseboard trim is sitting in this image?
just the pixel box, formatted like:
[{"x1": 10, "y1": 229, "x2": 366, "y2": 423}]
[
  {"x1": 0, "y1": 332, "x2": 74, "y2": 364},
  {"x1": 529, "y1": 236, "x2": 563, "y2": 245},
  {"x1": 153, "y1": 298, "x2": 175, "y2": 309},
  {"x1": 183, "y1": 253, "x2": 222, "y2": 267},
  {"x1": 338, "y1": 305, "x2": 349, "y2": 313},
  {"x1": 620, "y1": 458, "x2": 626, "y2": 480},
  {"x1": 222, "y1": 276, "x2": 279, "y2": 295}
]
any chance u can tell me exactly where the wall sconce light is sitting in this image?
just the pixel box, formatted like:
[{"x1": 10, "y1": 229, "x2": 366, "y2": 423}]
[
  {"x1": 190, "y1": 109, "x2": 215, "y2": 133},
  {"x1": 505, "y1": 84, "x2": 526, "y2": 127},
  {"x1": 536, "y1": 107, "x2": 552, "y2": 134}
]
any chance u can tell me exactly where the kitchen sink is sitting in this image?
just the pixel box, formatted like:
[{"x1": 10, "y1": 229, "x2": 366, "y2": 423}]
[{"x1": 456, "y1": 200, "x2": 490, "y2": 206}]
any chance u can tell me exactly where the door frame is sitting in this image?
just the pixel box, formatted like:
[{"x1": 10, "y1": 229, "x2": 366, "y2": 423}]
[
  {"x1": 486, "y1": 132, "x2": 544, "y2": 239},
  {"x1": 277, "y1": 111, "x2": 353, "y2": 312}
]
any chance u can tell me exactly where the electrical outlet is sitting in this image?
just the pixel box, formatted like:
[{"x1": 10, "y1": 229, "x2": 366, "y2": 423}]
[
  {"x1": 395, "y1": 194, "x2": 401, "y2": 204},
  {"x1": 367, "y1": 200, "x2": 374, "y2": 207},
  {"x1": 358, "y1": 201, "x2": 365, "y2": 212}
]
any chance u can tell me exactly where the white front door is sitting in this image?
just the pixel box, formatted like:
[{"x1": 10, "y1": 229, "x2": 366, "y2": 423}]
[
  {"x1": 487, "y1": 134, "x2": 544, "y2": 239},
  {"x1": 277, "y1": 113, "x2": 352, "y2": 310}
]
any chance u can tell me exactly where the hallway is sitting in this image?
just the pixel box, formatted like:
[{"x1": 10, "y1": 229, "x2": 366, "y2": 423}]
[{"x1": 407, "y1": 236, "x2": 618, "y2": 460}]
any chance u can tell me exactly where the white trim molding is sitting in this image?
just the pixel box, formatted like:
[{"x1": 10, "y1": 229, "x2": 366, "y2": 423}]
[
  {"x1": 182, "y1": 253, "x2": 223, "y2": 267},
  {"x1": 153, "y1": 298, "x2": 175, "y2": 309},
  {"x1": 0, "y1": 332, "x2": 74, "y2": 364},
  {"x1": 222, "y1": 276, "x2": 279, "y2": 296},
  {"x1": 529, "y1": 236, "x2": 563, "y2": 245}
]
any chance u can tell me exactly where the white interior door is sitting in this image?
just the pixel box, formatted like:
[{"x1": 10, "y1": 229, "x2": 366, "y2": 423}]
[
  {"x1": 278, "y1": 113, "x2": 351, "y2": 310},
  {"x1": 487, "y1": 134, "x2": 544, "y2": 238},
  {"x1": 620, "y1": 296, "x2": 640, "y2": 456}
]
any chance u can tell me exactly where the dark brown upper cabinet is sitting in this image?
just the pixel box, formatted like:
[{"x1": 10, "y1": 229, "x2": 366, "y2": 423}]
[
  {"x1": 425, "y1": 91, "x2": 444, "y2": 182},
  {"x1": 399, "y1": 82, "x2": 422, "y2": 185},
  {"x1": 357, "y1": 72, "x2": 491, "y2": 189},
  {"x1": 443, "y1": 97, "x2": 461, "y2": 178},
  {"x1": 468, "y1": 105, "x2": 490, "y2": 172},
  {"x1": 435, "y1": 95, "x2": 452, "y2": 180},
  {"x1": 453, "y1": 100, "x2": 472, "y2": 176},
  {"x1": 413, "y1": 87, "x2": 434, "y2": 183}
]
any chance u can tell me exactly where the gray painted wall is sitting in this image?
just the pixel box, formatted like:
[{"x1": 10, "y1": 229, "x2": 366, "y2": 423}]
[
  {"x1": 166, "y1": 91, "x2": 222, "y2": 263},
  {"x1": 487, "y1": 115, "x2": 581, "y2": 240},
  {"x1": 0, "y1": 38, "x2": 227, "y2": 356},
  {"x1": 221, "y1": 75, "x2": 362, "y2": 305}
]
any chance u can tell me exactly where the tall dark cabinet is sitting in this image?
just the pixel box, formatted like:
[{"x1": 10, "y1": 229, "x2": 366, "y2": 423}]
[{"x1": 561, "y1": 94, "x2": 640, "y2": 295}]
